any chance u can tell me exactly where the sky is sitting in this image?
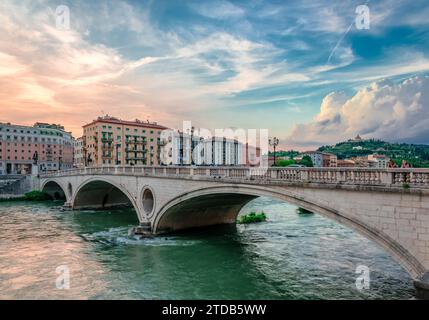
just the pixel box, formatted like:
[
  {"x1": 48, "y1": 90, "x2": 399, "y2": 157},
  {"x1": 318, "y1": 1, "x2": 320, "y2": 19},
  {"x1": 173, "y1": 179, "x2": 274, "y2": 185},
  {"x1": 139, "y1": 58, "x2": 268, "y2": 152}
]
[{"x1": 0, "y1": 0, "x2": 429, "y2": 149}]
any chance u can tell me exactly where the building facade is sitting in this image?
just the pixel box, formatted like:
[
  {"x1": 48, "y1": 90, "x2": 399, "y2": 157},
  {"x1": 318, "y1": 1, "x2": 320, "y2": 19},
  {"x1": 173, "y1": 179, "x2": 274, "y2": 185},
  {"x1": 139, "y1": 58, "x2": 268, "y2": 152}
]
[
  {"x1": 82, "y1": 116, "x2": 168, "y2": 166},
  {"x1": 73, "y1": 137, "x2": 84, "y2": 168},
  {"x1": 367, "y1": 154, "x2": 389, "y2": 168},
  {"x1": 160, "y1": 130, "x2": 246, "y2": 166},
  {"x1": 304, "y1": 151, "x2": 338, "y2": 167},
  {"x1": 0, "y1": 122, "x2": 73, "y2": 175}
]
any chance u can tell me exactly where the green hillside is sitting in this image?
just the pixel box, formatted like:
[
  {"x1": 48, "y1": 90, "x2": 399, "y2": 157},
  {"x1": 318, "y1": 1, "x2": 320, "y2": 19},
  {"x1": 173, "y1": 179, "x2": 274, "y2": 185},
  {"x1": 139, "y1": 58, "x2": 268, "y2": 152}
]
[{"x1": 317, "y1": 139, "x2": 429, "y2": 168}]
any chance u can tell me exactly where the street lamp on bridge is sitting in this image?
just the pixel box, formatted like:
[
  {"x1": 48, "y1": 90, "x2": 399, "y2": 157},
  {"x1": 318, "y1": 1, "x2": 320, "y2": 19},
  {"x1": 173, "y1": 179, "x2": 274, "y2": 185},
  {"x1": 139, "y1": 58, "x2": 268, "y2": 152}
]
[{"x1": 269, "y1": 137, "x2": 279, "y2": 167}]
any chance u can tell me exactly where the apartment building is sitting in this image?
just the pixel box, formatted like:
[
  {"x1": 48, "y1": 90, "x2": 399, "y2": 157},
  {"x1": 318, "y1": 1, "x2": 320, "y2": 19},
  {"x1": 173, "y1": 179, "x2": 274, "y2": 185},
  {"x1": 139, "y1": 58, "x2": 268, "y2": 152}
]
[
  {"x1": 82, "y1": 116, "x2": 168, "y2": 166},
  {"x1": 304, "y1": 151, "x2": 338, "y2": 167},
  {"x1": 367, "y1": 154, "x2": 390, "y2": 169},
  {"x1": 73, "y1": 137, "x2": 84, "y2": 168},
  {"x1": 159, "y1": 130, "x2": 245, "y2": 166},
  {"x1": 0, "y1": 122, "x2": 73, "y2": 174}
]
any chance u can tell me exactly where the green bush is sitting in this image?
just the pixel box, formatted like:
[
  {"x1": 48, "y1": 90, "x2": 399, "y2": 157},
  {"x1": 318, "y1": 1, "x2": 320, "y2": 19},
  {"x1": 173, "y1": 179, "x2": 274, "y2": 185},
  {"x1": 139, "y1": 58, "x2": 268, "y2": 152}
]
[
  {"x1": 297, "y1": 207, "x2": 314, "y2": 214},
  {"x1": 300, "y1": 155, "x2": 314, "y2": 167},
  {"x1": 24, "y1": 190, "x2": 53, "y2": 201},
  {"x1": 402, "y1": 183, "x2": 410, "y2": 190},
  {"x1": 275, "y1": 159, "x2": 295, "y2": 167},
  {"x1": 237, "y1": 211, "x2": 267, "y2": 224}
]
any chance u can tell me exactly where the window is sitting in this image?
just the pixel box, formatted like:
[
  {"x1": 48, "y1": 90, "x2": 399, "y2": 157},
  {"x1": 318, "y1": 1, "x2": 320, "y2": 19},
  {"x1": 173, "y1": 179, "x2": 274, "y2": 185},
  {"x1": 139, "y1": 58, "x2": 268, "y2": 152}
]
[{"x1": 150, "y1": 130, "x2": 154, "y2": 134}]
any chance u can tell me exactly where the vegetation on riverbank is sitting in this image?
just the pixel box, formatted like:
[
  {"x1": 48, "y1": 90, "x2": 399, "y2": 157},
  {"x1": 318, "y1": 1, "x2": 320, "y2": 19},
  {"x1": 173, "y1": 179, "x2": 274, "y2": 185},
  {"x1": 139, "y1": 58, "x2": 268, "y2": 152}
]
[
  {"x1": 24, "y1": 190, "x2": 53, "y2": 201},
  {"x1": 237, "y1": 211, "x2": 267, "y2": 224},
  {"x1": 297, "y1": 207, "x2": 314, "y2": 215}
]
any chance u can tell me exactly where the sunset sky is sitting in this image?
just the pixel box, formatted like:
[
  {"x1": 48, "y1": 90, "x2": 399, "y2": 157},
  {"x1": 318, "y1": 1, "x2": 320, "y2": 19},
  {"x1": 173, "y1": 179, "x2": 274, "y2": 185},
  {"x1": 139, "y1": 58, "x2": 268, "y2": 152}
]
[{"x1": 1, "y1": 0, "x2": 429, "y2": 149}]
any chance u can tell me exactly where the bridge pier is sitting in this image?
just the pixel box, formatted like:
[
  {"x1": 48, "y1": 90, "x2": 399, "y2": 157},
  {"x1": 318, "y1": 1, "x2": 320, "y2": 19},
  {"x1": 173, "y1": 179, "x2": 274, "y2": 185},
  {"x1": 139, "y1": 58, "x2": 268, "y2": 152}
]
[
  {"x1": 414, "y1": 272, "x2": 429, "y2": 299},
  {"x1": 130, "y1": 222, "x2": 153, "y2": 238}
]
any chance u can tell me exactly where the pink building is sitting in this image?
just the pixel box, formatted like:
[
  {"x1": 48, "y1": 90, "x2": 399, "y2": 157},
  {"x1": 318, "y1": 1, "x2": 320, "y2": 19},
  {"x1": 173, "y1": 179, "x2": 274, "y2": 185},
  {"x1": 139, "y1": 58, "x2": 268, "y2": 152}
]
[{"x1": 0, "y1": 122, "x2": 74, "y2": 175}]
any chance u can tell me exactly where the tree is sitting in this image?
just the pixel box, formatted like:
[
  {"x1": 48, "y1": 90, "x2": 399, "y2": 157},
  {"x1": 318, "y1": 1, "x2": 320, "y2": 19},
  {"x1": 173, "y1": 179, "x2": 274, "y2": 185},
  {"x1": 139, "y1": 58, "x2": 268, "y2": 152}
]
[
  {"x1": 300, "y1": 155, "x2": 313, "y2": 167},
  {"x1": 275, "y1": 159, "x2": 295, "y2": 167}
]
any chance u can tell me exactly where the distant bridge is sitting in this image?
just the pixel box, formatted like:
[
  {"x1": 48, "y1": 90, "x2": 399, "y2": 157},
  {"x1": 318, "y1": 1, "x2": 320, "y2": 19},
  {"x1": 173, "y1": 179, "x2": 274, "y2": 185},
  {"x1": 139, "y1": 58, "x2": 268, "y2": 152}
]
[{"x1": 38, "y1": 166, "x2": 429, "y2": 297}]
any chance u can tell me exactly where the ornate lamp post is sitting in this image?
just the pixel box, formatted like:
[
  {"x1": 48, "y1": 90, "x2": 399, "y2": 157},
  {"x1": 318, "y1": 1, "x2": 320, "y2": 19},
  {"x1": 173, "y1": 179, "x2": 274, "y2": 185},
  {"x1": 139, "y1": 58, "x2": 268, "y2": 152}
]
[{"x1": 269, "y1": 137, "x2": 279, "y2": 167}]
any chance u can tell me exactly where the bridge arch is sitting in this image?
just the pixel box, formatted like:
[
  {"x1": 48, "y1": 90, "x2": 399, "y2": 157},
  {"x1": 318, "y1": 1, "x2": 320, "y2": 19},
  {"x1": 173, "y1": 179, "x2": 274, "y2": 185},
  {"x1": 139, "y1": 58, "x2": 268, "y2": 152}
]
[
  {"x1": 152, "y1": 184, "x2": 425, "y2": 279},
  {"x1": 72, "y1": 178, "x2": 141, "y2": 220},
  {"x1": 41, "y1": 180, "x2": 68, "y2": 202}
]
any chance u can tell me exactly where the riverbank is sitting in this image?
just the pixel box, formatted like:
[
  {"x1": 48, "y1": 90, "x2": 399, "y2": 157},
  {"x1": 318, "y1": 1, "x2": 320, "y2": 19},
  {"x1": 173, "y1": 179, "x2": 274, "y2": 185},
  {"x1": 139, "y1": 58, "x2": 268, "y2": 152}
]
[
  {"x1": 0, "y1": 190, "x2": 51, "y2": 202},
  {"x1": 0, "y1": 194, "x2": 26, "y2": 201}
]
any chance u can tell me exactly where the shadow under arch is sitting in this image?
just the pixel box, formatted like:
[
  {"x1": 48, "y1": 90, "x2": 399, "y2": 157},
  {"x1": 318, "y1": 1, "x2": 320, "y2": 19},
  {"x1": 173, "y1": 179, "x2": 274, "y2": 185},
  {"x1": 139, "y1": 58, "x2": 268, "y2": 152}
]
[
  {"x1": 72, "y1": 178, "x2": 140, "y2": 219},
  {"x1": 41, "y1": 180, "x2": 67, "y2": 201},
  {"x1": 152, "y1": 184, "x2": 425, "y2": 280}
]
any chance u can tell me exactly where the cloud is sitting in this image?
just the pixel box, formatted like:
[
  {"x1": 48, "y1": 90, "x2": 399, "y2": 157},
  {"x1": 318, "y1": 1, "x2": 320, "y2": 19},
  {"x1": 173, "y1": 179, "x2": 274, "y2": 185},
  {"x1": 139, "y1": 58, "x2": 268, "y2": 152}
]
[
  {"x1": 190, "y1": 1, "x2": 245, "y2": 20},
  {"x1": 287, "y1": 75, "x2": 429, "y2": 148}
]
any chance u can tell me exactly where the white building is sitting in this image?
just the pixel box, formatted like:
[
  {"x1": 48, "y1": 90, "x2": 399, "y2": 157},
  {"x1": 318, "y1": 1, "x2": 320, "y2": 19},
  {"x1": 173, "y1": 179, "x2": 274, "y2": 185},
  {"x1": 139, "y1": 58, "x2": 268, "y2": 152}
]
[
  {"x1": 303, "y1": 151, "x2": 338, "y2": 167},
  {"x1": 368, "y1": 154, "x2": 389, "y2": 169},
  {"x1": 73, "y1": 137, "x2": 84, "y2": 168},
  {"x1": 160, "y1": 130, "x2": 244, "y2": 166}
]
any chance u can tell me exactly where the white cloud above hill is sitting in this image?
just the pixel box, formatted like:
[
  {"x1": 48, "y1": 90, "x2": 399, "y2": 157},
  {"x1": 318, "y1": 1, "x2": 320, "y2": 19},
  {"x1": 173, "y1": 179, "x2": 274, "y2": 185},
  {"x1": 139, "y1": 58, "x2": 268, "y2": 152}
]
[{"x1": 287, "y1": 75, "x2": 429, "y2": 147}]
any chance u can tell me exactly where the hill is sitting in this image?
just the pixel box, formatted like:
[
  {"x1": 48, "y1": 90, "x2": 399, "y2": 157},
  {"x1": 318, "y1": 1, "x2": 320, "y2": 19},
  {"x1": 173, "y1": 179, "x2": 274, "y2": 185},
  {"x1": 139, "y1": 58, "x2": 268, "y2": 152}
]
[{"x1": 317, "y1": 139, "x2": 429, "y2": 168}]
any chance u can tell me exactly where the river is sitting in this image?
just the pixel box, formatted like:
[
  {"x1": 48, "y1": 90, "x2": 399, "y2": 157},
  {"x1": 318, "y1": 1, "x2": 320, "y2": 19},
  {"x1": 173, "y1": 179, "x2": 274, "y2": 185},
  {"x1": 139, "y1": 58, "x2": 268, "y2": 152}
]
[{"x1": 0, "y1": 197, "x2": 415, "y2": 299}]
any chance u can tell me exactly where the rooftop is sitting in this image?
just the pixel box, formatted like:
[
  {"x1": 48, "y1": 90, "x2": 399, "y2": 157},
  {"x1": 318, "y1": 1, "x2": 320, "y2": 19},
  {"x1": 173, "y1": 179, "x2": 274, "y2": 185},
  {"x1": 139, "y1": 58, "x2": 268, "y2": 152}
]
[{"x1": 83, "y1": 115, "x2": 169, "y2": 130}]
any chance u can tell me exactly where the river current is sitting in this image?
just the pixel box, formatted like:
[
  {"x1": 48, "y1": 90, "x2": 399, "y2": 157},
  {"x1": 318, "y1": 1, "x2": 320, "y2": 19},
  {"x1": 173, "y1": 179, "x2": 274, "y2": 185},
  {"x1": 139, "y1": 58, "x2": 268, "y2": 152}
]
[{"x1": 0, "y1": 197, "x2": 415, "y2": 299}]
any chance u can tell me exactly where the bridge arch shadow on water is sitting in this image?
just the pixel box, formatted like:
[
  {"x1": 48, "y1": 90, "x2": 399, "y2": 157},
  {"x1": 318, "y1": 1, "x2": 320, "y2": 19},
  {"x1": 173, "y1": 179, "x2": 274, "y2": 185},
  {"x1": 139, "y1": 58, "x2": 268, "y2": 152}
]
[
  {"x1": 41, "y1": 181, "x2": 67, "y2": 201},
  {"x1": 151, "y1": 185, "x2": 424, "y2": 280}
]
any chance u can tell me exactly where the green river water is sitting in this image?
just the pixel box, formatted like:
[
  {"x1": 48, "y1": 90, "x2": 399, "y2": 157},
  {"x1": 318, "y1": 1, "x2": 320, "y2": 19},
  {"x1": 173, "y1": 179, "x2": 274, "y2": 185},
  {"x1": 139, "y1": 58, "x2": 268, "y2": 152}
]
[{"x1": 0, "y1": 197, "x2": 415, "y2": 299}]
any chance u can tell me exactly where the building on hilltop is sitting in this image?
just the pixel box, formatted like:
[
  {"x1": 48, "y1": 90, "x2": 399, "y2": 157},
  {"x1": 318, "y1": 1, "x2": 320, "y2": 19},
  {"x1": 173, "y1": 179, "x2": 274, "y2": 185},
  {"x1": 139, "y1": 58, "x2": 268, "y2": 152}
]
[{"x1": 348, "y1": 134, "x2": 363, "y2": 142}]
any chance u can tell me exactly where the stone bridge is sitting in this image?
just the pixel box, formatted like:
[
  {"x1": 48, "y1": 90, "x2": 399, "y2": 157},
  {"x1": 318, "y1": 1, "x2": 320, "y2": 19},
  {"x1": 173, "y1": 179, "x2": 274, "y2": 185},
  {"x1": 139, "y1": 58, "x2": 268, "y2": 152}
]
[{"x1": 38, "y1": 166, "x2": 429, "y2": 297}]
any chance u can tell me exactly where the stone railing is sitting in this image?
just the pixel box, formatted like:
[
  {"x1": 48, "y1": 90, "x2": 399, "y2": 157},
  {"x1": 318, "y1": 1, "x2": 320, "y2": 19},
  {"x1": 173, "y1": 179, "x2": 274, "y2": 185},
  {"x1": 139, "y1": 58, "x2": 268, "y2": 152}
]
[{"x1": 39, "y1": 166, "x2": 429, "y2": 188}]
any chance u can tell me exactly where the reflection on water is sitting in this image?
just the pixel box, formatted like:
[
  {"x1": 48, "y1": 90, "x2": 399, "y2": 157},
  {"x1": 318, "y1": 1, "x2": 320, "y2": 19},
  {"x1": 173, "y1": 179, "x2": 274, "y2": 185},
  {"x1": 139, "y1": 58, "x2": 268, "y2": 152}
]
[{"x1": 0, "y1": 197, "x2": 415, "y2": 299}]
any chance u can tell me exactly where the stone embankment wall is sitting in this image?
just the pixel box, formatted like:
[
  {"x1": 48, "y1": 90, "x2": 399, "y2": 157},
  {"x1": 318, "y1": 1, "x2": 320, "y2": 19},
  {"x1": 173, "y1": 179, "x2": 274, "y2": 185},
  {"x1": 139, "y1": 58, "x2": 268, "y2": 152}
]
[{"x1": 0, "y1": 175, "x2": 34, "y2": 199}]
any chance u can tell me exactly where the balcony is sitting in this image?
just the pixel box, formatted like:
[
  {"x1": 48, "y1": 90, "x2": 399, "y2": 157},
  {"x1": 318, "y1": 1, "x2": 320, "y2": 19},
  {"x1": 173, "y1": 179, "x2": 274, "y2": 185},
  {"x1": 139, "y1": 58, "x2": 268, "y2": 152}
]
[
  {"x1": 126, "y1": 139, "x2": 147, "y2": 145},
  {"x1": 125, "y1": 148, "x2": 147, "y2": 153}
]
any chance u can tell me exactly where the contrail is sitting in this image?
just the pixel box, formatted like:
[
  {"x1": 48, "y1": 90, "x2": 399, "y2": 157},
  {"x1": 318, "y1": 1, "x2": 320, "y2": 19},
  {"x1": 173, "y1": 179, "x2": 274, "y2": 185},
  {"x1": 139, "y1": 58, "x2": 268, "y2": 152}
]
[{"x1": 327, "y1": 0, "x2": 370, "y2": 64}]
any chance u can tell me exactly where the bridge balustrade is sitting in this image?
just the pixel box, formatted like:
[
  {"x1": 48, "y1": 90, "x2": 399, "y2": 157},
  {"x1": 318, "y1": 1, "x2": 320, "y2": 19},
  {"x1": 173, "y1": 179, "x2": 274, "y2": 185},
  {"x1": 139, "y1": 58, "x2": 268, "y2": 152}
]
[{"x1": 40, "y1": 166, "x2": 429, "y2": 188}]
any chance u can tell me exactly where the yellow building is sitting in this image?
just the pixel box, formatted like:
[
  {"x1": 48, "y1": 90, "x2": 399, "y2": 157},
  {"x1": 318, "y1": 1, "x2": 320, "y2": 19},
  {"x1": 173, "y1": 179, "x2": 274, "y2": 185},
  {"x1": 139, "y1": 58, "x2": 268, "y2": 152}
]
[{"x1": 82, "y1": 116, "x2": 168, "y2": 166}]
